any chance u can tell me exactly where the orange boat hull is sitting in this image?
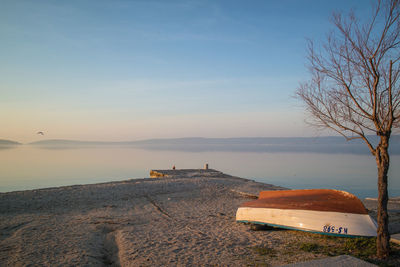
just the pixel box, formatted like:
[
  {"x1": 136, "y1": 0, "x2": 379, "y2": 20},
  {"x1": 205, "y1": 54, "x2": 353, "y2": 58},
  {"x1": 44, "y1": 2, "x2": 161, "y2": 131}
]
[{"x1": 236, "y1": 189, "x2": 377, "y2": 237}]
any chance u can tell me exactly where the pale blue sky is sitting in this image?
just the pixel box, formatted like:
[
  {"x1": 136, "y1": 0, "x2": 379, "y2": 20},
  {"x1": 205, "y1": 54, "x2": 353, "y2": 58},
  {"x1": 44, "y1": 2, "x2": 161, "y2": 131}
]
[{"x1": 1, "y1": 0, "x2": 370, "y2": 142}]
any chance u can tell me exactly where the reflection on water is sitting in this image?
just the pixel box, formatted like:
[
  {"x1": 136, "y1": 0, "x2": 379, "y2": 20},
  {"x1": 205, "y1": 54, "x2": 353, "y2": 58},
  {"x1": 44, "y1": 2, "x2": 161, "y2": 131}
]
[{"x1": 0, "y1": 145, "x2": 399, "y2": 198}]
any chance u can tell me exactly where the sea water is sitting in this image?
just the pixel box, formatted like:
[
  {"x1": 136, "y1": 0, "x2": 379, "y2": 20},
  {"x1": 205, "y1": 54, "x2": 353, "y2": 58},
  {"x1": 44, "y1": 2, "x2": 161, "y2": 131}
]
[{"x1": 0, "y1": 145, "x2": 399, "y2": 198}]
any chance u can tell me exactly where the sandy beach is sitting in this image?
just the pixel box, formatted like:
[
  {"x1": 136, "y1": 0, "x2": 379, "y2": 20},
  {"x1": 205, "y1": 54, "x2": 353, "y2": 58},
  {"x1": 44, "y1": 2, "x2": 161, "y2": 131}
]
[{"x1": 1, "y1": 169, "x2": 400, "y2": 266}]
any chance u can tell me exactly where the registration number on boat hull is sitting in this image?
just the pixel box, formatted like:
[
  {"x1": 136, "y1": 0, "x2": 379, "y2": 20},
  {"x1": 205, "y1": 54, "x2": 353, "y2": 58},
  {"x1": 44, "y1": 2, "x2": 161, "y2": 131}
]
[{"x1": 323, "y1": 225, "x2": 348, "y2": 234}]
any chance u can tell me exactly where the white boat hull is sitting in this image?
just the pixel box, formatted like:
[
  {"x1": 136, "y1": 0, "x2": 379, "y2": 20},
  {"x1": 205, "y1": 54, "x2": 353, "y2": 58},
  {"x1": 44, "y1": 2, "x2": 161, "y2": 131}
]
[{"x1": 236, "y1": 207, "x2": 377, "y2": 237}]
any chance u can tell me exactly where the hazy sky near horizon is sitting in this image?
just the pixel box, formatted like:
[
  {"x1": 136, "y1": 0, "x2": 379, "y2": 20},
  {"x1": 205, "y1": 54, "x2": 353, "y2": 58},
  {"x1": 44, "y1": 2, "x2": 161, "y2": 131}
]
[{"x1": 1, "y1": 0, "x2": 371, "y2": 143}]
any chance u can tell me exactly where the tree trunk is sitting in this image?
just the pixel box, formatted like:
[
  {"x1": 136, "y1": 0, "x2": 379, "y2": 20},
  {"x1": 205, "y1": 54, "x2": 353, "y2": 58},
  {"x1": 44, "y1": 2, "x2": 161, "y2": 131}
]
[{"x1": 376, "y1": 135, "x2": 390, "y2": 258}]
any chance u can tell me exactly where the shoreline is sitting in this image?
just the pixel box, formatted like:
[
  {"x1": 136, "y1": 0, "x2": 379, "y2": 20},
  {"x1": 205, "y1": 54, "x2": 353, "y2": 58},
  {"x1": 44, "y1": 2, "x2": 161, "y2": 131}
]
[{"x1": 1, "y1": 170, "x2": 400, "y2": 266}]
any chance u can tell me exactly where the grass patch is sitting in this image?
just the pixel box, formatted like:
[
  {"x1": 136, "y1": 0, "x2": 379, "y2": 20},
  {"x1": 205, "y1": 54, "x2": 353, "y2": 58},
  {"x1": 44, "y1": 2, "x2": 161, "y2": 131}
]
[
  {"x1": 290, "y1": 233, "x2": 400, "y2": 266},
  {"x1": 247, "y1": 230, "x2": 400, "y2": 266},
  {"x1": 299, "y1": 242, "x2": 323, "y2": 252},
  {"x1": 251, "y1": 246, "x2": 277, "y2": 257},
  {"x1": 295, "y1": 237, "x2": 377, "y2": 258},
  {"x1": 343, "y1": 237, "x2": 377, "y2": 258},
  {"x1": 247, "y1": 246, "x2": 277, "y2": 267}
]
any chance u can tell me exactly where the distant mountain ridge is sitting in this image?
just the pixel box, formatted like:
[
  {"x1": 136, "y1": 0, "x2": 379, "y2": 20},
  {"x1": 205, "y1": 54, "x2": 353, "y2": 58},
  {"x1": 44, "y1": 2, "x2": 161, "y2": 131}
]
[
  {"x1": 0, "y1": 139, "x2": 21, "y2": 145},
  {"x1": 30, "y1": 139, "x2": 126, "y2": 145},
  {"x1": 27, "y1": 136, "x2": 400, "y2": 155}
]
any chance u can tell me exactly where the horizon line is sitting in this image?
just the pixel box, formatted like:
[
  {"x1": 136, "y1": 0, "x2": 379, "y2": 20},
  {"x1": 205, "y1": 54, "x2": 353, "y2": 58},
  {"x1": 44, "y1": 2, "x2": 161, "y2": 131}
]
[{"x1": 1, "y1": 135, "x2": 392, "y2": 145}]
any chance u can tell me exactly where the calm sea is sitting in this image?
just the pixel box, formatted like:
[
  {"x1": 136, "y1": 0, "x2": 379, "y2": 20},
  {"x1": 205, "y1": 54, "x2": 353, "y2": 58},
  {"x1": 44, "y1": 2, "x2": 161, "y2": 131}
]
[{"x1": 1, "y1": 145, "x2": 399, "y2": 198}]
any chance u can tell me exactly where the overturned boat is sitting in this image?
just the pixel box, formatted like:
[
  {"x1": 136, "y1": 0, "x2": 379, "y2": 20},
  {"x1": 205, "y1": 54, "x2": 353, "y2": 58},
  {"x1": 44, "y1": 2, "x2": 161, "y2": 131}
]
[{"x1": 236, "y1": 189, "x2": 377, "y2": 237}]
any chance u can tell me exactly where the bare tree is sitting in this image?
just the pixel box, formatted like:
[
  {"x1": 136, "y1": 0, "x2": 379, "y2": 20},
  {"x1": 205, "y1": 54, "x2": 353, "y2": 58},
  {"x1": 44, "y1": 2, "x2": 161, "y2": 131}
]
[{"x1": 296, "y1": 0, "x2": 400, "y2": 258}]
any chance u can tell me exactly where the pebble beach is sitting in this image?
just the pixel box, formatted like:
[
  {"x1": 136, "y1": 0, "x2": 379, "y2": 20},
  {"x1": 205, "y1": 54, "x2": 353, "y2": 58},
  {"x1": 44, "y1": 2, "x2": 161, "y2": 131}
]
[{"x1": 1, "y1": 169, "x2": 399, "y2": 266}]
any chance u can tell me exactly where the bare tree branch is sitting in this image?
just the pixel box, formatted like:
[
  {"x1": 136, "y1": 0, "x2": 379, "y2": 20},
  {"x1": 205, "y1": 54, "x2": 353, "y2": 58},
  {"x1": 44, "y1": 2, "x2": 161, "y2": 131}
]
[{"x1": 296, "y1": 1, "x2": 400, "y2": 257}]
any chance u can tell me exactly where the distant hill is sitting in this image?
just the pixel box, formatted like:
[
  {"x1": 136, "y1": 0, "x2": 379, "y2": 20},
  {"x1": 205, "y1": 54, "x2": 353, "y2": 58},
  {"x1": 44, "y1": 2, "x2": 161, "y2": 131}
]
[
  {"x1": 0, "y1": 139, "x2": 21, "y2": 146},
  {"x1": 28, "y1": 136, "x2": 400, "y2": 154},
  {"x1": 30, "y1": 139, "x2": 125, "y2": 146},
  {"x1": 131, "y1": 137, "x2": 372, "y2": 154}
]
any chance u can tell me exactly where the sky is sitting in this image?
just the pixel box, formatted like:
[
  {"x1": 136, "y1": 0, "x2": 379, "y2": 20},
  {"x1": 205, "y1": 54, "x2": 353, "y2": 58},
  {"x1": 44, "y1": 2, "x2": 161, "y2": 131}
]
[{"x1": 1, "y1": 0, "x2": 371, "y2": 143}]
